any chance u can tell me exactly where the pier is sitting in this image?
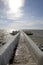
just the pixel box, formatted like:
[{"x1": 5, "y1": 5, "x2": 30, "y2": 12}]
[{"x1": 0, "y1": 31, "x2": 43, "y2": 65}]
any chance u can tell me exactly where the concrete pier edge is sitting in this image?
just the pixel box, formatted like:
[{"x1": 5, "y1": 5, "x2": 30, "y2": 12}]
[
  {"x1": 0, "y1": 33, "x2": 20, "y2": 65},
  {"x1": 23, "y1": 32, "x2": 43, "y2": 65}
]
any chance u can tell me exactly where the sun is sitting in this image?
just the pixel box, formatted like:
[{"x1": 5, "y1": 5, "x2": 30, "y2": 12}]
[{"x1": 8, "y1": 0, "x2": 24, "y2": 14}]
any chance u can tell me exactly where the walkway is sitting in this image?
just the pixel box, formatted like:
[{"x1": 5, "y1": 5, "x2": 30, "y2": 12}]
[{"x1": 10, "y1": 33, "x2": 37, "y2": 65}]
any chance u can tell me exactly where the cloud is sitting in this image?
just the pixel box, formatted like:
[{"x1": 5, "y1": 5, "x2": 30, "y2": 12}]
[
  {"x1": 0, "y1": 19, "x2": 43, "y2": 29},
  {"x1": 0, "y1": 0, "x2": 9, "y2": 13},
  {"x1": 0, "y1": 0, "x2": 43, "y2": 29},
  {"x1": 0, "y1": 0, "x2": 25, "y2": 21},
  {"x1": 0, "y1": 19, "x2": 7, "y2": 24},
  {"x1": 5, "y1": 20, "x2": 34, "y2": 30},
  {"x1": 7, "y1": 0, "x2": 25, "y2": 20}
]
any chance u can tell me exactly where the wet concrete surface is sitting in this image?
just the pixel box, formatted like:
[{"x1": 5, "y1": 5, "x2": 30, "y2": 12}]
[{"x1": 9, "y1": 33, "x2": 37, "y2": 65}]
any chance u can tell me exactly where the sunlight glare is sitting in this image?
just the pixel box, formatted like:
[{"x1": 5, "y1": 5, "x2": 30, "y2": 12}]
[{"x1": 9, "y1": 0, "x2": 24, "y2": 13}]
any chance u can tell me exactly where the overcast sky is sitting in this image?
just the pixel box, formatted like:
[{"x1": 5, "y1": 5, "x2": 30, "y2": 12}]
[{"x1": 0, "y1": 0, "x2": 43, "y2": 30}]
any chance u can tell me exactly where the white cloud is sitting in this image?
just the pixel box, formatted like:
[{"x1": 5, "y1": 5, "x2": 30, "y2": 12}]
[
  {"x1": 0, "y1": 19, "x2": 43, "y2": 29},
  {"x1": 0, "y1": 20, "x2": 7, "y2": 24},
  {"x1": 0, "y1": 0, "x2": 43, "y2": 29},
  {"x1": 7, "y1": 0, "x2": 25, "y2": 20},
  {"x1": 8, "y1": 0, "x2": 24, "y2": 13},
  {"x1": 36, "y1": 20, "x2": 43, "y2": 24},
  {"x1": 0, "y1": 0, "x2": 25, "y2": 20},
  {"x1": 6, "y1": 20, "x2": 34, "y2": 30}
]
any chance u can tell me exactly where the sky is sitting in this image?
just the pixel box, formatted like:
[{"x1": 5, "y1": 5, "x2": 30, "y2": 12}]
[{"x1": 0, "y1": 0, "x2": 43, "y2": 30}]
